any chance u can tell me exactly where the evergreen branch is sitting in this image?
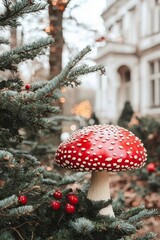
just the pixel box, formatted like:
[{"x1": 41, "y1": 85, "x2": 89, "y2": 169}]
[
  {"x1": 0, "y1": 37, "x2": 9, "y2": 45},
  {"x1": 0, "y1": 46, "x2": 104, "y2": 137},
  {"x1": 0, "y1": 150, "x2": 14, "y2": 161},
  {"x1": 33, "y1": 45, "x2": 92, "y2": 99},
  {"x1": 14, "y1": 154, "x2": 40, "y2": 165},
  {"x1": 42, "y1": 179, "x2": 57, "y2": 185},
  {"x1": 9, "y1": 206, "x2": 33, "y2": 216},
  {"x1": 0, "y1": 231, "x2": 15, "y2": 240},
  {"x1": 135, "y1": 232, "x2": 157, "y2": 240},
  {"x1": 119, "y1": 205, "x2": 146, "y2": 220},
  {"x1": 0, "y1": 195, "x2": 18, "y2": 209},
  {"x1": 67, "y1": 64, "x2": 105, "y2": 79},
  {"x1": 128, "y1": 209, "x2": 160, "y2": 224},
  {"x1": 0, "y1": 37, "x2": 54, "y2": 71},
  {"x1": 0, "y1": 0, "x2": 47, "y2": 28},
  {"x1": 69, "y1": 217, "x2": 94, "y2": 235},
  {"x1": 0, "y1": 78, "x2": 23, "y2": 91},
  {"x1": 58, "y1": 176, "x2": 77, "y2": 186},
  {"x1": 110, "y1": 221, "x2": 136, "y2": 235},
  {"x1": 24, "y1": 45, "x2": 104, "y2": 101}
]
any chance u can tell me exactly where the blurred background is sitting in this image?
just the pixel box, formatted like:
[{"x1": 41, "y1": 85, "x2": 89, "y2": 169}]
[{"x1": 2, "y1": 0, "x2": 160, "y2": 138}]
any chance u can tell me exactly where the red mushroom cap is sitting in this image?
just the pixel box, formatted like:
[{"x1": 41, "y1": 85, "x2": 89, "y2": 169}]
[{"x1": 55, "y1": 125, "x2": 147, "y2": 172}]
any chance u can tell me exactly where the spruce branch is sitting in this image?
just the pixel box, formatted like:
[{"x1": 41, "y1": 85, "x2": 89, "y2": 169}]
[
  {"x1": 135, "y1": 232, "x2": 157, "y2": 240},
  {"x1": 9, "y1": 206, "x2": 33, "y2": 216},
  {"x1": 42, "y1": 179, "x2": 57, "y2": 186},
  {"x1": 0, "y1": 150, "x2": 14, "y2": 161},
  {"x1": 0, "y1": 37, "x2": 54, "y2": 71},
  {"x1": 67, "y1": 64, "x2": 105, "y2": 80},
  {"x1": 25, "y1": 45, "x2": 105, "y2": 100},
  {"x1": 69, "y1": 217, "x2": 94, "y2": 235},
  {"x1": 0, "y1": 78, "x2": 23, "y2": 91},
  {"x1": 0, "y1": 0, "x2": 47, "y2": 28},
  {"x1": 0, "y1": 231, "x2": 15, "y2": 240},
  {"x1": 0, "y1": 195, "x2": 18, "y2": 209},
  {"x1": 128, "y1": 209, "x2": 160, "y2": 224},
  {"x1": 0, "y1": 37, "x2": 9, "y2": 45},
  {"x1": 110, "y1": 221, "x2": 136, "y2": 235},
  {"x1": 34, "y1": 45, "x2": 92, "y2": 99},
  {"x1": 119, "y1": 205, "x2": 146, "y2": 220},
  {"x1": 0, "y1": 46, "x2": 104, "y2": 139}
]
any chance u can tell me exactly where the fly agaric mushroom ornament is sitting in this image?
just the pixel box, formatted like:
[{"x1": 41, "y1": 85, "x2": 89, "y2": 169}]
[{"x1": 55, "y1": 125, "x2": 147, "y2": 216}]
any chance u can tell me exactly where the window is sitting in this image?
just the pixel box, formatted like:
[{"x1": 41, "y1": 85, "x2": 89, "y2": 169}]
[
  {"x1": 124, "y1": 70, "x2": 131, "y2": 101},
  {"x1": 149, "y1": 59, "x2": 160, "y2": 107},
  {"x1": 118, "y1": 66, "x2": 131, "y2": 103},
  {"x1": 153, "y1": 0, "x2": 160, "y2": 33}
]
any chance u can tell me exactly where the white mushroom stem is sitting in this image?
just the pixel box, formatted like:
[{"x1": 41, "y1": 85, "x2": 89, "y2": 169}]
[{"x1": 87, "y1": 171, "x2": 115, "y2": 217}]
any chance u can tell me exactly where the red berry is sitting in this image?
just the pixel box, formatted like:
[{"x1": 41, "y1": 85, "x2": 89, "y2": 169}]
[
  {"x1": 25, "y1": 84, "x2": 31, "y2": 90},
  {"x1": 65, "y1": 203, "x2": 76, "y2": 214},
  {"x1": 67, "y1": 194, "x2": 79, "y2": 205},
  {"x1": 18, "y1": 195, "x2": 27, "y2": 205},
  {"x1": 53, "y1": 190, "x2": 62, "y2": 199},
  {"x1": 51, "y1": 201, "x2": 61, "y2": 211},
  {"x1": 147, "y1": 163, "x2": 156, "y2": 173}
]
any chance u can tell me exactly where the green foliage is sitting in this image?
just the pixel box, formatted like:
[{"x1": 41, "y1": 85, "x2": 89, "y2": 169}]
[
  {"x1": 129, "y1": 117, "x2": 160, "y2": 192},
  {"x1": 118, "y1": 101, "x2": 160, "y2": 193},
  {"x1": 0, "y1": 0, "x2": 47, "y2": 28},
  {"x1": 0, "y1": 1, "x2": 159, "y2": 239},
  {"x1": 1, "y1": 154, "x2": 159, "y2": 239},
  {"x1": 0, "y1": 231, "x2": 16, "y2": 240},
  {"x1": 135, "y1": 232, "x2": 157, "y2": 240},
  {"x1": 0, "y1": 37, "x2": 54, "y2": 71}
]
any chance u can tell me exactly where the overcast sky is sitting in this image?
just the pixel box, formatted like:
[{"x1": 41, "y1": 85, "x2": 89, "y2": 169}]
[
  {"x1": 75, "y1": 0, "x2": 107, "y2": 30},
  {"x1": 62, "y1": 0, "x2": 107, "y2": 89}
]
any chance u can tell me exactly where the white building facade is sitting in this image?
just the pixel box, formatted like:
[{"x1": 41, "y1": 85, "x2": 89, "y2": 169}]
[{"x1": 95, "y1": 0, "x2": 160, "y2": 123}]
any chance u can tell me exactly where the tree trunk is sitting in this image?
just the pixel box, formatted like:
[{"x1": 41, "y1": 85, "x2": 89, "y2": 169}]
[
  {"x1": 47, "y1": 0, "x2": 64, "y2": 79},
  {"x1": 10, "y1": 28, "x2": 17, "y2": 48},
  {"x1": 10, "y1": 0, "x2": 17, "y2": 49}
]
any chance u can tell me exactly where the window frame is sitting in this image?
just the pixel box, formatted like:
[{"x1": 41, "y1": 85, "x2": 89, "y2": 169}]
[{"x1": 149, "y1": 59, "x2": 160, "y2": 107}]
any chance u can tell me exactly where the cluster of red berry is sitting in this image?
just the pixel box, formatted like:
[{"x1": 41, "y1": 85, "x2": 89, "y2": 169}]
[
  {"x1": 51, "y1": 190, "x2": 79, "y2": 214},
  {"x1": 17, "y1": 190, "x2": 79, "y2": 215}
]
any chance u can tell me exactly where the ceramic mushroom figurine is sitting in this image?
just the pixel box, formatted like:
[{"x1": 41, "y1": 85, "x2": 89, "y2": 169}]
[{"x1": 55, "y1": 125, "x2": 147, "y2": 216}]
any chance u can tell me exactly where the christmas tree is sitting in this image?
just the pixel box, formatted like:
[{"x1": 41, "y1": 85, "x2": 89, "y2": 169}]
[{"x1": 0, "y1": 1, "x2": 159, "y2": 239}]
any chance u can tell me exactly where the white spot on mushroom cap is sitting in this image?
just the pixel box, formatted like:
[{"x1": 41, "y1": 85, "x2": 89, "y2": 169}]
[
  {"x1": 98, "y1": 145, "x2": 102, "y2": 149},
  {"x1": 65, "y1": 160, "x2": 70, "y2": 164},
  {"x1": 77, "y1": 143, "x2": 82, "y2": 147},
  {"x1": 117, "y1": 159, "x2": 122, "y2": 163},
  {"x1": 109, "y1": 146, "x2": 114, "y2": 150},
  {"x1": 105, "y1": 157, "x2": 112, "y2": 161}
]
